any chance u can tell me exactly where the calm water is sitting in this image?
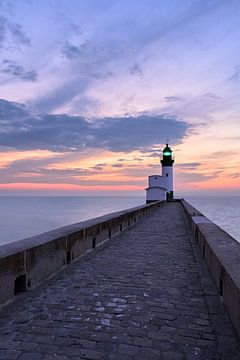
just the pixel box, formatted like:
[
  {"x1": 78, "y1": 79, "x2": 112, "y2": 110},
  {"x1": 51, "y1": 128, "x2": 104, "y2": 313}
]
[
  {"x1": 185, "y1": 196, "x2": 240, "y2": 242},
  {"x1": 0, "y1": 196, "x2": 145, "y2": 245},
  {"x1": 0, "y1": 196, "x2": 239, "y2": 245}
]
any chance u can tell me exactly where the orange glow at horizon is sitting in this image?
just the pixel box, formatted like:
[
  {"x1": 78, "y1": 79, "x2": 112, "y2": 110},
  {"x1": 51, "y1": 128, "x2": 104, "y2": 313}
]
[
  {"x1": 0, "y1": 183, "x2": 143, "y2": 191},
  {"x1": 0, "y1": 139, "x2": 239, "y2": 193}
]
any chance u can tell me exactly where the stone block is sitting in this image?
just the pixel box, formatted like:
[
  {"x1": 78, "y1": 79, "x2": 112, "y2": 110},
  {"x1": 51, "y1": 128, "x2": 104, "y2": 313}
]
[{"x1": 26, "y1": 237, "x2": 66, "y2": 288}]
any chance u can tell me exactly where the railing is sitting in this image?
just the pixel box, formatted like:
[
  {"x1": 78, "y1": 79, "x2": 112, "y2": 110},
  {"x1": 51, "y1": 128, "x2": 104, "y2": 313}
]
[
  {"x1": 181, "y1": 199, "x2": 240, "y2": 339},
  {"x1": 0, "y1": 201, "x2": 164, "y2": 307}
]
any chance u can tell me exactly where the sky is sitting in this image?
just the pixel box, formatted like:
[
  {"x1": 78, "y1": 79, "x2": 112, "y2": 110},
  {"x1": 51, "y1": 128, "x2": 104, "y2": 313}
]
[{"x1": 0, "y1": 0, "x2": 239, "y2": 196}]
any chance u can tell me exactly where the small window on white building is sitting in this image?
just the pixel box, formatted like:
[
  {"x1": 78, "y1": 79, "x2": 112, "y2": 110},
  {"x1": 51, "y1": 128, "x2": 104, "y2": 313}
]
[{"x1": 166, "y1": 173, "x2": 168, "y2": 177}]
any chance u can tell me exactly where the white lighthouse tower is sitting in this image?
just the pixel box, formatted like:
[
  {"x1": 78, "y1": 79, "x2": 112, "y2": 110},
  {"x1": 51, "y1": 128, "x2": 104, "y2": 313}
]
[
  {"x1": 146, "y1": 143, "x2": 174, "y2": 203},
  {"x1": 160, "y1": 143, "x2": 174, "y2": 200}
]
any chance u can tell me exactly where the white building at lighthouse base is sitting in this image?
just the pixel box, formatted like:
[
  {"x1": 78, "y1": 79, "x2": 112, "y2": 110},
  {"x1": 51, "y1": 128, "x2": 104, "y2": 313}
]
[
  {"x1": 145, "y1": 175, "x2": 167, "y2": 203},
  {"x1": 145, "y1": 144, "x2": 174, "y2": 203}
]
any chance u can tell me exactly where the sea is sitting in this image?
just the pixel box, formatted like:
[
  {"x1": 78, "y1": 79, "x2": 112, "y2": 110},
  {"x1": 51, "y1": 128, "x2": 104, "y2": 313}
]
[{"x1": 0, "y1": 196, "x2": 239, "y2": 245}]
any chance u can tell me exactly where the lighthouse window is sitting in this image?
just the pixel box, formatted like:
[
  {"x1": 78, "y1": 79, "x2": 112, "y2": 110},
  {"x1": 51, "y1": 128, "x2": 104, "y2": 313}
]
[{"x1": 166, "y1": 173, "x2": 168, "y2": 177}]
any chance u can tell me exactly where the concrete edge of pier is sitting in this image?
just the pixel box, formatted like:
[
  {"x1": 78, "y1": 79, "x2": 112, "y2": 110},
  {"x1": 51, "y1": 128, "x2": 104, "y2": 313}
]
[
  {"x1": 182, "y1": 199, "x2": 240, "y2": 339},
  {"x1": 0, "y1": 200, "x2": 164, "y2": 307}
]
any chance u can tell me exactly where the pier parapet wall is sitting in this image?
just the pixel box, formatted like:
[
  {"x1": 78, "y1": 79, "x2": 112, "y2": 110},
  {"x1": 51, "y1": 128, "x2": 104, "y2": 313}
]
[
  {"x1": 182, "y1": 200, "x2": 240, "y2": 338},
  {"x1": 0, "y1": 201, "x2": 164, "y2": 307}
]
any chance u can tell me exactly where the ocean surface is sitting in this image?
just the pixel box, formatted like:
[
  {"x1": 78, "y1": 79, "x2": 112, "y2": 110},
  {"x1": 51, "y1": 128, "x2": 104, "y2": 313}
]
[
  {"x1": 184, "y1": 195, "x2": 240, "y2": 243},
  {"x1": 0, "y1": 196, "x2": 145, "y2": 245},
  {"x1": 0, "y1": 196, "x2": 239, "y2": 245}
]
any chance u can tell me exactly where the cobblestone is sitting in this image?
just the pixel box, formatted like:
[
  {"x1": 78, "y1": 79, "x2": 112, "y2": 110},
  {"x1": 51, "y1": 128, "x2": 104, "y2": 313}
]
[{"x1": 0, "y1": 203, "x2": 240, "y2": 359}]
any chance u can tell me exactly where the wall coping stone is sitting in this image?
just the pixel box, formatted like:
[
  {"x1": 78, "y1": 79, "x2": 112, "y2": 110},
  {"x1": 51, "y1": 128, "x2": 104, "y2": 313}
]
[{"x1": 192, "y1": 215, "x2": 212, "y2": 224}]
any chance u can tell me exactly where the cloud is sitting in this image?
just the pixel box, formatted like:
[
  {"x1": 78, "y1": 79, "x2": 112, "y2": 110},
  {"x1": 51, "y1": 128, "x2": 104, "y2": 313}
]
[
  {"x1": 61, "y1": 41, "x2": 84, "y2": 60},
  {"x1": 0, "y1": 14, "x2": 30, "y2": 48},
  {"x1": 203, "y1": 93, "x2": 221, "y2": 100},
  {"x1": 33, "y1": 0, "x2": 205, "y2": 113},
  {"x1": 165, "y1": 96, "x2": 184, "y2": 102},
  {"x1": 93, "y1": 115, "x2": 189, "y2": 152},
  {"x1": 0, "y1": 0, "x2": 233, "y2": 119},
  {"x1": 177, "y1": 162, "x2": 202, "y2": 169},
  {"x1": 146, "y1": 152, "x2": 161, "y2": 158},
  {"x1": 0, "y1": 99, "x2": 190, "y2": 153},
  {"x1": 0, "y1": 156, "x2": 146, "y2": 186},
  {"x1": 0, "y1": 155, "x2": 91, "y2": 184},
  {"x1": 91, "y1": 166, "x2": 104, "y2": 171},
  {"x1": 7, "y1": 21, "x2": 31, "y2": 45},
  {"x1": 111, "y1": 163, "x2": 123, "y2": 168},
  {"x1": 133, "y1": 157, "x2": 143, "y2": 161},
  {"x1": 226, "y1": 65, "x2": 240, "y2": 82},
  {"x1": 129, "y1": 63, "x2": 143, "y2": 76},
  {"x1": 0, "y1": 98, "x2": 28, "y2": 120},
  {"x1": 34, "y1": 78, "x2": 89, "y2": 112},
  {"x1": 95, "y1": 163, "x2": 106, "y2": 167},
  {"x1": 0, "y1": 14, "x2": 6, "y2": 45},
  {"x1": 230, "y1": 172, "x2": 239, "y2": 179},
  {"x1": 161, "y1": 92, "x2": 225, "y2": 126},
  {"x1": 1, "y1": 59, "x2": 38, "y2": 81}
]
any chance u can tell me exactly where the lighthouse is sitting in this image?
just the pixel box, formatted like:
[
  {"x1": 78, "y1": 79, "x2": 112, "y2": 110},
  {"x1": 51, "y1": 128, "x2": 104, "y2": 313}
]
[
  {"x1": 146, "y1": 143, "x2": 174, "y2": 203},
  {"x1": 161, "y1": 143, "x2": 174, "y2": 200}
]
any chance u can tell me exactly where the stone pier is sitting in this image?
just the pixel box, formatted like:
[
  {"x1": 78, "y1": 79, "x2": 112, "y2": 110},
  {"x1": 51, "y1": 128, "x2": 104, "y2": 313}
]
[{"x1": 0, "y1": 202, "x2": 240, "y2": 359}]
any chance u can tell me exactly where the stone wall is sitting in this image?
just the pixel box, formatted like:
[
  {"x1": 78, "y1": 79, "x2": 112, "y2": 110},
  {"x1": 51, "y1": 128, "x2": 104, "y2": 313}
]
[
  {"x1": 0, "y1": 201, "x2": 164, "y2": 307},
  {"x1": 181, "y1": 199, "x2": 240, "y2": 338}
]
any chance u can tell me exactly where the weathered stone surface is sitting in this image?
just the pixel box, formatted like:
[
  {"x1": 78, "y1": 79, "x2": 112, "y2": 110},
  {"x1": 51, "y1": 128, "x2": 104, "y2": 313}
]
[{"x1": 0, "y1": 202, "x2": 239, "y2": 359}]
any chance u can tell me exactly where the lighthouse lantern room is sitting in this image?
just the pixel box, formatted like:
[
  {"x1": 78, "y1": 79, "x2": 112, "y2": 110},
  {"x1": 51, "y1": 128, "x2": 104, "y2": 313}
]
[{"x1": 146, "y1": 143, "x2": 174, "y2": 203}]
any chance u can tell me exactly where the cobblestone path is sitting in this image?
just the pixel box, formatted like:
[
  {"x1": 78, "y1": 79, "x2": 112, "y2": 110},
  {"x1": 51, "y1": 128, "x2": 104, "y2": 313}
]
[{"x1": 0, "y1": 202, "x2": 240, "y2": 360}]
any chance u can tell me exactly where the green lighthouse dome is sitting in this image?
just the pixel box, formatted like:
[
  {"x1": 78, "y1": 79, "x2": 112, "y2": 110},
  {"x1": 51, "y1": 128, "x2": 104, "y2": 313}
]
[{"x1": 161, "y1": 143, "x2": 174, "y2": 166}]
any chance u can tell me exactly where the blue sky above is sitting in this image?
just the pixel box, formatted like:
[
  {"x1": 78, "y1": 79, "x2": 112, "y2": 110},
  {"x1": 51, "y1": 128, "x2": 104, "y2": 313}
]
[{"x1": 0, "y1": 0, "x2": 239, "y2": 195}]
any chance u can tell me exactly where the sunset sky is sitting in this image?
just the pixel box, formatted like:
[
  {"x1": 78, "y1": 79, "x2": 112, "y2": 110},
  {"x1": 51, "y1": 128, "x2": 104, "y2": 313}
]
[{"x1": 0, "y1": 0, "x2": 239, "y2": 196}]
